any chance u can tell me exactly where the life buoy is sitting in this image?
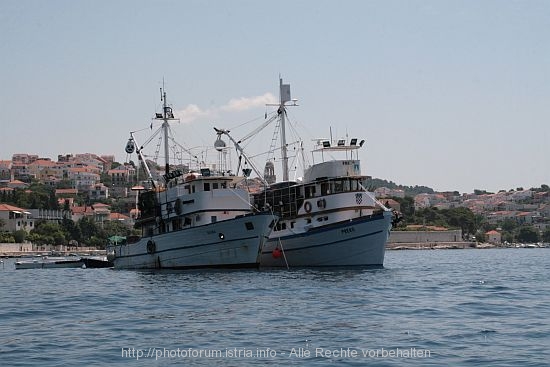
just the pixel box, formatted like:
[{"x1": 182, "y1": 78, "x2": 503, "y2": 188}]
[
  {"x1": 304, "y1": 201, "x2": 312, "y2": 213},
  {"x1": 147, "y1": 240, "x2": 156, "y2": 254},
  {"x1": 185, "y1": 174, "x2": 196, "y2": 182}
]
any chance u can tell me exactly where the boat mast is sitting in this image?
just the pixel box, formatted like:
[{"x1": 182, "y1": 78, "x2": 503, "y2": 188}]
[
  {"x1": 279, "y1": 78, "x2": 289, "y2": 182},
  {"x1": 274, "y1": 77, "x2": 298, "y2": 182},
  {"x1": 161, "y1": 88, "x2": 170, "y2": 176}
]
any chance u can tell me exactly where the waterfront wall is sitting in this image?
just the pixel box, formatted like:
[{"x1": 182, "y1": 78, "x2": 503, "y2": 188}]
[
  {"x1": 388, "y1": 230, "x2": 463, "y2": 243},
  {"x1": 1, "y1": 243, "x2": 101, "y2": 254},
  {"x1": 0, "y1": 243, "x2": 33, "y2": 252}
]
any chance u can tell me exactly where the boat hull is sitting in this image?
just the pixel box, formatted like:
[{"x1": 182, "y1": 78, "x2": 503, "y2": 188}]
[
  {"x1": 261, "y1": 210, "x2": 392, "y2": 267},
  {"x1": 15, "y1": 258, "x2": 85, "y2": 269},
  {"x1": 109, "y1": 213, "x2": 275, "y2": 270}
]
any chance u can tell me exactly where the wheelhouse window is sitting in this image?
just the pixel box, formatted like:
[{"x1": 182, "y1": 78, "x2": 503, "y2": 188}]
[
  {"x1": 343, "y1": 179, "x2": 351, "y2": 192},
  {"x1": 321, "y1": 182, "x2": 330, "y2": 195},
  {"x1": 334, "y1": 180, "x2": 343, "y2": 193},
  {"x1": 305, "y1": 185, "x2": 316, "y2": 198},
  {"x1": 204, "y1": 183, "x2": 210, "y2": 191}
]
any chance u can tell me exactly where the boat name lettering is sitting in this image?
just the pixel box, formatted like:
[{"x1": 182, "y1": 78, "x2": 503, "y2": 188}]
[{"x1": 341, "y1": 227, "x2": 355, "y2": 234}]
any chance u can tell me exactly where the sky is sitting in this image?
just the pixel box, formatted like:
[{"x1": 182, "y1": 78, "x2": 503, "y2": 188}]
[{"x1": 1, "y1": 0, "x2": 549, "y2": 194}]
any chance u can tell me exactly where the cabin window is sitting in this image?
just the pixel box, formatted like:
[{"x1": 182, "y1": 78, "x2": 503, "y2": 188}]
[
  {"x1": 305, "y1": 185, "x2": 316, "y2": 198},
  {"x1": 192, "y1": 185, "x2": 196, "y2": 193},
  {"x1": 184, "y1": 217, "x2": 192, "y2": 226},
  {"x1": 204, "y1": 183, "x2": 210, "y2": 191},
  {"x1": 196, "y1": 215, "x2": 201, "y2": 222},
  {"x1": 351, "y1": 179, "x2": 358, "y2": 191},
  {"x1": 343, "y1": 179, "x2": 351, "y2": 192},
  {"x1": 306, "y1": 218, "x2": 311, "y2": 224},
  {"x1": 334, "y1": 180, "x2": 343, "y2": 193},
  {"x1": 211, "y1": 215, "x2": 217, "y2": 223},
  {"x1": 245, "y1": 222, "x2": 254, "y2": 230},
  {"x1": 185, "y1": 184, "x2": 191, "y2": 194},
  {"x1": 290, "y1": 221, "x2": 295, "y2": 229},
  {"x1": 321, "y1": 183, "x2": 330, "y2": 195},
  {"x1": 213, "y1": 182, "x2": 219, "y2": 189},
  {"x1": 221, "y1": 182, "x2": 227, "y2": 189}
]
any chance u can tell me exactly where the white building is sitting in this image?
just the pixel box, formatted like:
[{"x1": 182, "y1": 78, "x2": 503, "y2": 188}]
[{"x1": 0, "y1": 204, "x2": 35, "y2": 232}]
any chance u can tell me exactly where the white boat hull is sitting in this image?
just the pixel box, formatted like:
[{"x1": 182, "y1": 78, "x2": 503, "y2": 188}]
[
  {"x1": 109, "y1": 213, "x2": 275, "y2": 270},
  {"x1": 15, "y1": 258, "x2": 85, "y2": 269},
  {"x1": 261, "y1": 211, "x2": 392, "y2": 267}
]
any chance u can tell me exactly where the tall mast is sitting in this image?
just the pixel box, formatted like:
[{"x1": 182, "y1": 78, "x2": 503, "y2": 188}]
[
  {"x1": 162, "y1": 89, "x2": 170, "y2": 176},
  {"x1": 279, "y1": 78, "x2": 289, "y2": 182},
  {"x1": 265, "y1": 77, "x2": 297, "y2": 182}
]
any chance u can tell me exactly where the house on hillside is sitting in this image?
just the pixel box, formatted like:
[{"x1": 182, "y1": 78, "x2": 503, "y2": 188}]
[
  {"x1": 486, "y1": 230, "x2": 501, "y2": 245},
  {"x1": 0, "y1": 160, "x2": 11, "y2": 182},
  {"x1": 0, "y1": 204, "x2": 34, "y2": 232},
  {"x1": 88, "y1": 184, "x2": 109, "y2": 201}
]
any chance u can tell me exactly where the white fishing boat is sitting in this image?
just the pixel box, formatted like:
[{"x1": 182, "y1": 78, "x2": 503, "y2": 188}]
[
  {"x1": 106, "y1": 87, "x2": 277, "y2": 270},
  {"x1": 216, "y1": 79, "x2": 398, "y2": 267},
  {"x1": 254, "y1": 142, "x2": 395, "y2": 267}
]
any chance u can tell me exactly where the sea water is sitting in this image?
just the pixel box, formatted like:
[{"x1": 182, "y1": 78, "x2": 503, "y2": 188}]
[{"x1": 1, "y1": 248, "x2": 549, "y2": 366}]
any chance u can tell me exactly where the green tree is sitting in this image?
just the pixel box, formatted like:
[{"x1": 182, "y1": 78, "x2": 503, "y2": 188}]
[
  {"x1": 30, "y1": 220, "x2": 67, "y2": 245},
  {"x1": 392, "y1": 196, "x2": 415, "y2": 218},
  {"x1": 474, "y1": 230, "x2": 486, "y2": 242},
  {"x1": 541, "y1": 227, "x2": 550, "y2": 243},
  {"x1": 13, "y1": 230, "x2": 27, "y2": 243},
  {"x1": 516, "y1": 226, "x2": 539, "y2": 243},
  {"x1": 60, "y1": 218, "x2": 81, "y2": 243},
  {"x1": 500, "y1": 219, "x2": 518, "y2": 233},
  {"x1": 77, "y1": 217, "x2": 101, "y2": 244},
  {"x1": 443, "y1": 207, "x2": 476, "y2": 236},
  {"x1": 502, "y1": 232, "x2": 515, "y2": 243},
  {"x1": 0, "y1": 232, "x2": 15, "y2": 243}
]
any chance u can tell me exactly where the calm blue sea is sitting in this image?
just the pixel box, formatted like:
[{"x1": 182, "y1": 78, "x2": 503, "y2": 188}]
[{"x1": 1, "y1": 248, "x2": 549, "y2": 366}]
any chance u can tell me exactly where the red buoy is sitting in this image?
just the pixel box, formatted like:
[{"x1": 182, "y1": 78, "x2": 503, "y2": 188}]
[{"x1": 272, "y1": 248, "x2": 282, "y2": 259}]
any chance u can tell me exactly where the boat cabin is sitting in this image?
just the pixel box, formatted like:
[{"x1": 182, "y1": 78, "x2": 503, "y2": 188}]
[{"x1": 136, "y1": 174, "x2": 253, "y2": 237}]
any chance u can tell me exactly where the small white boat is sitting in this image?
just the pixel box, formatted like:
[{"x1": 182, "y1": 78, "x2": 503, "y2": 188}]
[{"x1": 15, "y1": 256, "x2": 85, "y2": 269}]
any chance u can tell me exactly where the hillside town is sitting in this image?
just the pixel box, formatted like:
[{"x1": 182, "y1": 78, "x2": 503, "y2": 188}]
[{"x1": 1, "y1": 152, "x2": 549, "y2": 251}]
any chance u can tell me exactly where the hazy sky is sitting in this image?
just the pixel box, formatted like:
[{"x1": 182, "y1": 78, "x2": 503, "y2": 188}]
[{"x1": 1, "y1": 0, "x2": 549, "y2": 194}]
